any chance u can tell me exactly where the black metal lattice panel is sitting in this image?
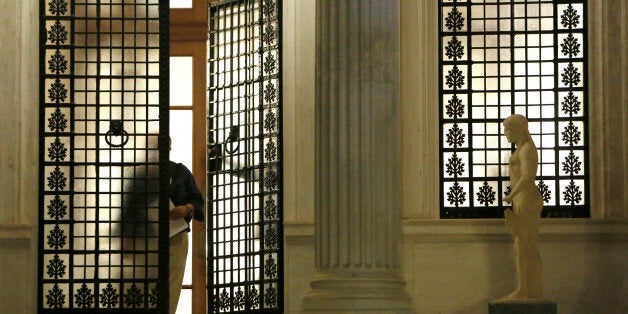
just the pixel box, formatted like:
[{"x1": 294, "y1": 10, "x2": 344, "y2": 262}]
[
  {"x1": 208, "y1": 0, "x2": 283, "y2": 312},
  {"x1": 439, "y1": 0, "x2": 588, "y2": 218},
  {"x1": 39, "y1": 0, "x2": 169, "y2": 311}
]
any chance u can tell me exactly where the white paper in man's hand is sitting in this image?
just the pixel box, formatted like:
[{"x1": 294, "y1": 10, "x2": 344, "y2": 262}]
[{"x1": 169, "y1": 199, "x2": 188, "y2": 238}]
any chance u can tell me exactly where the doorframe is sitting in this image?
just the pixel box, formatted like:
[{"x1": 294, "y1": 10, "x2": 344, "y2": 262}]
[{"x1": 170, "y1": 1, "x2": 208, "y2": 313}]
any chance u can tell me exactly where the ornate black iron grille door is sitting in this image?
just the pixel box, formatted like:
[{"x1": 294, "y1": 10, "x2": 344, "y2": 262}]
[
  {"x1": 208, "y1": 0, "x2": 283, "y2": 312},
  {"x1": 39, "y1": 0, "x2": 169, "y2": 311},
  {"x1": 439, "y1": 0, "x2": 588, "y2": 218}
]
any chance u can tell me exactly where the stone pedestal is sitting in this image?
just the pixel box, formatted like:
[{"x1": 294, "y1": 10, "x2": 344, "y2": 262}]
[
  {"x1": 302, "y1": 0, "x2": 412, "y2": 312},
  {"x1": 489, "y1": 301, "x2": 557, "y2": 314}
]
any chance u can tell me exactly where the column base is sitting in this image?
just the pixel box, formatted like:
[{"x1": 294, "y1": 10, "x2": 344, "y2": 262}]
[
  {"x1": 302, "y1": 269, "x2": 413, "y2": 313},
  {"x1": 489, "y1": 300, "x2": 557, "y2": 314}
]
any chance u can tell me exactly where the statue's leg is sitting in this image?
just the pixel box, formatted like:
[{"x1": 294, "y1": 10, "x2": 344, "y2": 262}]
[
  {"x1": 524, "y1": 230, "x2": 543, "y2": 299},
  {"x1": 519, "y1": 234, "x2": 533, "y2": 297},
  {"x1": 500, "y1": 202, "x2": 523, "y2": 300},
  {"x1": 522, "y1": 198, "x2": 544, "y2": 299},
  {"x1": 501, "y1": 237, "x2": 524, "y2": 300},
  {"x1": 518, "y1": 201, "x2": 543, "y2": 299}
]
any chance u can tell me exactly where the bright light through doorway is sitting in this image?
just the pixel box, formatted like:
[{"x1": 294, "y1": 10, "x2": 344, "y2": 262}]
[
  {"x1": 170, "y1": 55, "x2": 194, "y2": 314},
  {"x1": 170, "y1": 0, "x2": 193, "y2": 9}
]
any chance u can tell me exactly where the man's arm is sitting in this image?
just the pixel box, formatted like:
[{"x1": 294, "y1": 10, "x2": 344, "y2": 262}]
[{"x1": 183, "y1": 166, "x2": 205, "y2": 222}]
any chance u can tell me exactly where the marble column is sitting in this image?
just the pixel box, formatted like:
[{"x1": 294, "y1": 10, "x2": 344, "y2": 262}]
[{"x1": 302, "y1": 0, "x2": 412, "y2": 312}]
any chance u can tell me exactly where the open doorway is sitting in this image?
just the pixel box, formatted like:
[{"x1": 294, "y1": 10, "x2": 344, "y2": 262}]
[{"x1": 171, "y1": 0, "x2": 283, "y2": 312}]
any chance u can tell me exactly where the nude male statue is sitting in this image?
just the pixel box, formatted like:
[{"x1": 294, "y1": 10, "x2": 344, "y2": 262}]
[{"x1": 500, "y1": 114, "x2": 544, "y2": 301}]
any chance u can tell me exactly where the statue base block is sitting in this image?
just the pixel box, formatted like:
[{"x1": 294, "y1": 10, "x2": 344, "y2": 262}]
[{"x1": 488, "y1": 301, "x2": 557, "y2": 314}]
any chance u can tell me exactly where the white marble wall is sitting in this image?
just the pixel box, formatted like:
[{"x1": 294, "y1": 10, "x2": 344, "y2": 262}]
[{"x1": 282, "y1": 0, "x2": 316, "y2": 223}]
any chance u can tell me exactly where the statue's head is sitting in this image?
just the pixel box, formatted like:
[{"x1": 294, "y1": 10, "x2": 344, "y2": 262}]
[{"x1": 503, "y1": 114, "x2": 529, "y2": 144}]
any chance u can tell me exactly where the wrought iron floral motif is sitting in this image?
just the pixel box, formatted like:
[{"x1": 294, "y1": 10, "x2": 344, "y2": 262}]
[
  {"x1": 264, "y1": 169, "x2": 279, "y2": 190},
  {"x1": 99, "y1": 283, "x2": 119, "y2": 308},
  {"x1": 48, "y1": 79, "x2": 68, "y2": 102},
  {"x1": 265, "y1": 141, "x2": 277, "y2": 161},
  {"x1": 447, "y1": 182, "x2": 466, "y2": 206},
  {"x1": 445, "y1": 153, "x2": 464, "y2": 177},
  {"x1": 48, "y1": 21, "x2": 68, "y2": 45},
  {"x1": 48, "y1": 0, "x2": 69, "y2": 16},
  {"x1": 248, "y1": 286, "x2": 260, "y2": 309},
  {"x1": 446, "y1": 95, "x2": 464, "y2": 119},
  {"x1": 560, "y1": 33, "x2": 581, "y2": 58},
  {"x1": 124, "y1": 283, "x2": 143, "y2": 308},
  {"x1": 562, "y1": 151, "x2": 582, "y2": 175},
  {"x1": 503, "y1": 185, "x2": 512, "y2": 198},
  {"x1": 561, "y1": 4, "x2": 580, "y2": 29},
  {"x1": 263, "y1": 54, "x2": 277, "y2": 74},
  {"x1": 264, "y1": 226, "x2": 278, "y2": 248},
  {"x1": 48, "y1": 50, "x2": 68, "y2": 73},
  {"x1": 537, "y1": 180, "x2": 551, "y2": 204},
  {"x1": 476, "y1": 181, "x2": 496, "y2": 206},
  {"x1": 46, "y1": 254, "x2": 66, "y2": 279},
  {"x1": 561, "y1": 63, "x2": 581, "y2": 87},
  {"x1": 74, "y1": 284, "x2": 94, "y2": 308},
  {"x1": 47, "y1": 225, "x2": 67, "y2": 249},
  {"x1": 264, "y1": 197, "x2": 278, "y2": 220},
  {"x1": 218, "y1": 288, "x2": 230, "y2": 312},
  {"x1": 262, "y1": 0, "x2": 276, "y2": 17},
  {"x1": 445, "y1": 65, "x2": 465, "y2": 89},
  {"x1": 561, "y1": 91, "x2": 581, "y2": 115},
  {"x1": 212, "y1": 293, "x2": 221, "y2": 312},
  {"x1": 264, "y1": 255, "x2": 278, "y2": 278},
  {"x1": 148, "y1": 285, "x2": 158, "y2": 307},
  {"x1": 264, "y1": 111, "x2": 277, "y2": 132},
  {"x1": 446, "y1": 123, "x2": 465, "y2": 148},
  {"x1": 48, "y1": 138, "x2": 67, "y2": 161},
  {"x1": 445, "y1": 7, "x2": 465, "y2": 32},
  {"x1": 47, "y1": 166, "x2": 67, "y2": 191},
  {"x1": 46, "y1": 283, "x2": 65, "y2": 308},
  {"x1": 262, "y1": 23, "x2": 276, "y2": 45},
  {"x1": 232, "y1": 288, "x2": 245, "y2": 310},
  {"x1": 263, "y1": 82, "x2": 277, "y2": 103},
  {"x1": 445, "y1": 36, "x2": 464, "y2": 60},
  {"x1": 561, "y1": 122, "x2": 581, "y2": 146},
  {"x1": 563, "y1": 181, "x2": 582, "y2": 205},
  {"x1": 264, "y1": 284, "x2": 277, "y2": 307},
  {"x1": 48, "y1": 108, "x2": 67, "y2": 132},
  {"x1": 47, "y1": 195, "x2": 67, "y2": 219}
]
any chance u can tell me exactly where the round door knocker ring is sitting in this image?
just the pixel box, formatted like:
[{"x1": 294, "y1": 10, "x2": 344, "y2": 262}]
[
  {"x1": 224, "y1": 125, "x2": 240, "y2": 155},
  {"x1": 105, "y1": 120, "x2": 130, "y2": 148},
  {"x1": 225, "y1": 141, "x2": 240, "y2": 155},
  {"x1": 105, "y1": 130, "x2": 130, "y2": 147}
]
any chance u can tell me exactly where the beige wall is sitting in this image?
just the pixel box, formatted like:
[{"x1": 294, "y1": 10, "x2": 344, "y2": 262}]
[{"x1": 1, "y1": 0, "x2": 626, "y2": 313}]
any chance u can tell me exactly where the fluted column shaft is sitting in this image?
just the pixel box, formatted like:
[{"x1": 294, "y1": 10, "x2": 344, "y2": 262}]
[{"x1": 303, "y1": 0, "x2": 412, "y2": 312}]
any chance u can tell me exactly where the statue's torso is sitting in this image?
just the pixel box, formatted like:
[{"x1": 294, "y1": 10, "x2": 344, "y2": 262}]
[{"x1": 508, "y1": 143, "x2": 543, "y2": 214}]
